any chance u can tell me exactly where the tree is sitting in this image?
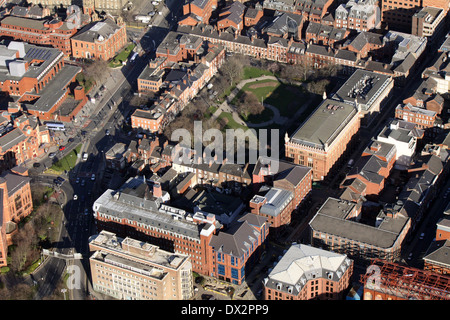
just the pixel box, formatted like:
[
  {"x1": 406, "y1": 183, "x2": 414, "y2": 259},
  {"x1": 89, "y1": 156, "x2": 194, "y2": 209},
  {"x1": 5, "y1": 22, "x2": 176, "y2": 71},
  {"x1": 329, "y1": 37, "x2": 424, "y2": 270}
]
[
  {"x1": 10, "y1": 224, "x2": 36, "y2": 273},
  {"x1": 220, "y1": 55, "x2": 243, "y2": 87},
  {"x1": 237, "y1": 92, "x2": 264, "y2": 118},
  {"x1": 267, "y1": 62, "x2": 281, "y2": 75},
  {"x1": 281, "y1": 61, "x2": 309, "y2": 82},
  {"x1": 82, "y1": 59, "x2": 109, "y2": 85},
  {"x1": 306, "y1": 79, "x2": 330, "y2": 95}
]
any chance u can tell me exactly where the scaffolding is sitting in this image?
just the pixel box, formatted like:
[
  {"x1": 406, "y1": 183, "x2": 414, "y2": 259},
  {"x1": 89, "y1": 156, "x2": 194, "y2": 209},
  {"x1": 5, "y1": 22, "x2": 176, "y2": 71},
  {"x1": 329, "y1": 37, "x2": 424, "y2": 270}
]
[{"x1": 360, "y1": 259, "x2": 450, "y2": 300}]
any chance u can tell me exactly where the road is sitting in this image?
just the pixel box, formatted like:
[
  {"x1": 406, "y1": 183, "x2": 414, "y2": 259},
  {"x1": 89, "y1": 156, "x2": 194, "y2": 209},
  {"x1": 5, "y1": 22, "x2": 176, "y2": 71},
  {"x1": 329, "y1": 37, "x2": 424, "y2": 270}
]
[{"x1": 28, "y1": 0, "x2": 184, "y2": 300}]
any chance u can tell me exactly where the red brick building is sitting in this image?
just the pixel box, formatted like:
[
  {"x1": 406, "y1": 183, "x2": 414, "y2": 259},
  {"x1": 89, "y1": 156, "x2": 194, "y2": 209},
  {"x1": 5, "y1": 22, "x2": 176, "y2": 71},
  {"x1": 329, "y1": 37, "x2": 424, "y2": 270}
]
[
  {"x1": 395, "y1": 102, "x2": 438, "y2": 129},
  {"x1": 285, "y1": 99, "x2": 360, "y2": 181},
  {"x1": 70, "y1": 17, "x2": 127, "y2": 60},
  {"x1": 250, "y1": 157, "x2": 312, "y2": 229},
  {"x1": 264, "y1": 244, "x2": 353, "y2": 300},
  {"x1": 179, "y1": 0, "x2": 214, "y2": 26},
  {"x1": 244, "y1": 8, "x2": 264, "y2": 27},
  {"x1": 0, "y1": 41, "x2": 86, "y2": 123},
  {"x1": 0, "y1": 166, "x2": 33, "y2": 267},
  {"x1": 0, "y1": 113, "x2": 51, "y2": 170},
  {"x1": 92, "y1": 177, "x2": 269, "y2": 284},
  {"x1": 0, "y1": 16, "x2": 77, "y2": 56},
  {"x1": 217, "y1": 1, "x2": 245, "y2": 31},
  {"x1": 341, "y1": 140, "x2": 396, "y2": 197}
]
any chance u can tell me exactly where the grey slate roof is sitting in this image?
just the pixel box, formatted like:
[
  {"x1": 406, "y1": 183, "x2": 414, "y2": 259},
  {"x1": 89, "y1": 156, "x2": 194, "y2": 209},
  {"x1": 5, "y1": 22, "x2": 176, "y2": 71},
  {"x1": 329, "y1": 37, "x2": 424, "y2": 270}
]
[
  {"x1": 309, "y1": 197, "x2": 410, "y2": 249},
  {"x1": 0, "y1": 127, "x2": 26, "y2": 152},
  {"x1": 208, "y1": 213, "x2": 266, "y2": 257},
  {"x1": 72, "y1": 17, "x2": 120, "y2": 43}
]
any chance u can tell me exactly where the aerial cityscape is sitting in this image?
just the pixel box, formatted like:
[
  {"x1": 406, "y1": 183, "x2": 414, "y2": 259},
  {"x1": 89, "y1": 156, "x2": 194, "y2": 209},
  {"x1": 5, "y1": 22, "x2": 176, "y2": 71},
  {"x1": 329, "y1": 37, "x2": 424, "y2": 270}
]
[{"x1": 0, "y1": 0, "x2": 448, "y2": 305}]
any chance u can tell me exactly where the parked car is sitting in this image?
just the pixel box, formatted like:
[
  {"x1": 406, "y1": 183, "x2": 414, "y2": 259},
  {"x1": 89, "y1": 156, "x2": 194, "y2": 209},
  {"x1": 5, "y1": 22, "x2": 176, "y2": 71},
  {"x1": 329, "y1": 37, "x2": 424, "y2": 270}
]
[
  {"x1": 73, "y1": 194, "x2": 78, "y2": 200},
  {"x1": 91, "y1": 173, "x2": 95, "y2": 181},
  {"x1": 49, "y1": 153, "x2": 56, "y2": 158},
  {"x1": 420, "y1": 233, "x2": 425, "y2": 240},
  {"x1": 59, "y1": 146, "x2": 65, "y2": 151}
]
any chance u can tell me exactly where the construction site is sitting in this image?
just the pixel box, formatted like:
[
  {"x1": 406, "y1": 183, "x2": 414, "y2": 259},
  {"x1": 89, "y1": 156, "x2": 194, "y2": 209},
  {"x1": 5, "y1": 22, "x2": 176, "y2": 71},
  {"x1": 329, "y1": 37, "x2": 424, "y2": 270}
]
[{"x1": 360, "y1": 259, "x2": 450, "y2": 300}]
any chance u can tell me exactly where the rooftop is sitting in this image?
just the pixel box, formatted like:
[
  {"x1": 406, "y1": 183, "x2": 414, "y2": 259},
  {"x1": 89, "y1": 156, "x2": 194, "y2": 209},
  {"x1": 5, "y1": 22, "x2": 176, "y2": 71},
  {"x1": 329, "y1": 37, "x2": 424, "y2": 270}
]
[
  {"x1": 334, "y1": 69, "x2": 392, "y2": 109},
  {"x1": 309, "y1": 197, "x2": 410, "y2": 249},
  {"x1": 264, "y1": 243, "x2": 352, "y2": 295},
  {"x1": 289, "y1": 98, "x2": 358, "y2": 150}
]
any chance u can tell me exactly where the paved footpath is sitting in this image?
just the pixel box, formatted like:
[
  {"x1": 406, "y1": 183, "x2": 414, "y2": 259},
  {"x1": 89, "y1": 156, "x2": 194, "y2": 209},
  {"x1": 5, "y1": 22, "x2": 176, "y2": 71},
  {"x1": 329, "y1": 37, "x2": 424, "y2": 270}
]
[{"x1": 211, "y1": 75, "x2": 315, "y2": 129}]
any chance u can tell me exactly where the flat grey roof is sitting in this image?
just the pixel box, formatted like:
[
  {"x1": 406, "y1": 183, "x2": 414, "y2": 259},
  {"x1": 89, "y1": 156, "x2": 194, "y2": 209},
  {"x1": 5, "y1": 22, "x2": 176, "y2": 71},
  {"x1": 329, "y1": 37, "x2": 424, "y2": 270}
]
[
  {"x1": 289, "y1": 99, "x2": 358, "y2": 150},
  {"x1": 309, "y1": 197, "x2": 409, "y2": 249},
  {"x1": 334, "y1": 69, "x2": 392, "y2": 109},
  {"x1": 27, "y1": 65, "x2": 81, "y2": 113}
]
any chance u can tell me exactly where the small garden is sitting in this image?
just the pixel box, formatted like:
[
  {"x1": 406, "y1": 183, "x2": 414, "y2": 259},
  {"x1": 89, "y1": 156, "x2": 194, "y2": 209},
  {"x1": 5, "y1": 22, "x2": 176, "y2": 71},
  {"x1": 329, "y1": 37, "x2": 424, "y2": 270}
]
[{"x1": 108, "y1": 44, "x2": 136, "y2": 68}]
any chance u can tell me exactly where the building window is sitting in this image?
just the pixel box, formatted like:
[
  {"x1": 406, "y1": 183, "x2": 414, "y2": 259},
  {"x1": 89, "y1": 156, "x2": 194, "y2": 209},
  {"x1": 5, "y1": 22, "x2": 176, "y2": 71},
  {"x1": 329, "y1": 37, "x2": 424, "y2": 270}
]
[{"x1": 218, "y1": 264, "x2": 225, "y2": 276}]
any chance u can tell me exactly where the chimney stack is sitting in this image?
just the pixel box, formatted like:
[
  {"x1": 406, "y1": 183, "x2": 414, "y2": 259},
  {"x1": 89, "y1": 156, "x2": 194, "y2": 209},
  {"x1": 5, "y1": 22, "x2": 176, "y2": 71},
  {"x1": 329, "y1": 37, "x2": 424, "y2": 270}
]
[{"x1": 153, "y1": 182, "x2": 162, "y2": 198}]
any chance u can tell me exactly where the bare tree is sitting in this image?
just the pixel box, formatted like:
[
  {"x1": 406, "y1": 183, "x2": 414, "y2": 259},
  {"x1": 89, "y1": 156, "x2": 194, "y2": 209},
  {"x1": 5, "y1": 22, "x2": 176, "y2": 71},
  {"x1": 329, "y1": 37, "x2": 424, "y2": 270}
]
[
  {"x1": 220, "y1": 55, "x2": 243, "y2": 87},
  {"x1": 82, "y1": 59, "x2": 110, "y2": 85},
  {"x1": 267, "y1": 62, "x2": 281, "y2": 75},
  {"x1": 306, "y1": 79, "x2": 330, "y2": 95},
  {"x1": 10, "y1": 224, "x2": 36, "y2": 272},
  {"x1": 237, "y1": 92, "x2": 264, "y2": 118},
  {"x1": 281, "y1": 61, "x2": 309, "y2": 82}
]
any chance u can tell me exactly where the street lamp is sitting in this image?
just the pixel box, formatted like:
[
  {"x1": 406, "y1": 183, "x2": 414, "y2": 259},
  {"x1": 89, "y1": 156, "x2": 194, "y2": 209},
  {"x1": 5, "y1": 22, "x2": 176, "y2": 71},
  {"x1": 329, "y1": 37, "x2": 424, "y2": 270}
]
[{"x1": 61, "y1": 288, "x2": 67, "y2": 300}]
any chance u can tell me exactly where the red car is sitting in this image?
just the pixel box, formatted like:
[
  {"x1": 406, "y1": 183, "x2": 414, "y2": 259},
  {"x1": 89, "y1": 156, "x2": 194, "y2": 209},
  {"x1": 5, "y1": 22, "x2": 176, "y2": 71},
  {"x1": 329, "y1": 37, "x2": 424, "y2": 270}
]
[{"x1": 59, "y1": 146, "x2": 65, "y2": 151}]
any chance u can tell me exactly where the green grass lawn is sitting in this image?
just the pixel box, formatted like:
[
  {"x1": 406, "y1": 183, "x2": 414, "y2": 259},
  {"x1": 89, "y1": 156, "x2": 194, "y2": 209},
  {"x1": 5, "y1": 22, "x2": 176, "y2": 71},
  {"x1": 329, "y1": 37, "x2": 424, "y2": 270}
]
[
  {"x1": 232, "y1": 78, "x2": 307, "y2": 118},
  {"x1": 242, "y1": 66, "x2": 274, "y2": 80},
  {"x1": 45, "y1": 144, "x2": 82, "y2": 174},
  {"x1": 218, "y1": 112, "x2": 249, "y2": 131},
  {"x1": 241, "y1": 106, "x2": 274, "y2": 124},
  {"x1": 236, "y1": 79, "x2": 281, "y2": 103},
  {"x1": 109, "y1": 44, "x2": 135, "y2": 68},
  {"x1": 264, "y1": 84, "x2": 308, "y2": 117}
]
